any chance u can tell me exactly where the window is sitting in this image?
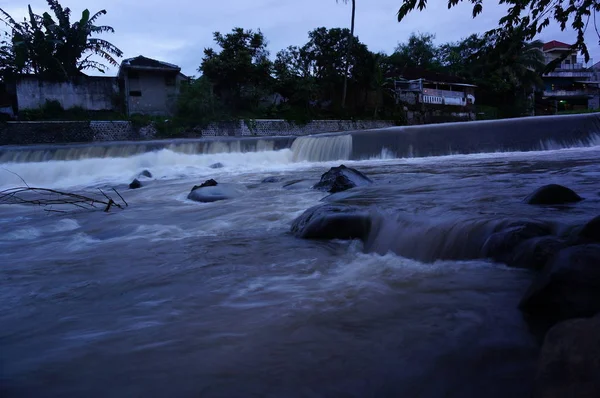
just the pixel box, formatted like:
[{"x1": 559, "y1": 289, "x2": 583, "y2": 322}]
[
  {"x1": 129, "y1": 91, "x2": 142, "y2": 97},
  {"x1": 165, "y1": 75, "x2": 176, "y2": 86}
]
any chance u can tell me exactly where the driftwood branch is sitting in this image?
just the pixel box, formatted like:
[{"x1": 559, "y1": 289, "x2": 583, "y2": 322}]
[
  {"x1": 0, "y1": 186, "x2": 128, "y2": 213},
  {"x1": 0, "y1": 169, "x2": 128, "y2": 213}
]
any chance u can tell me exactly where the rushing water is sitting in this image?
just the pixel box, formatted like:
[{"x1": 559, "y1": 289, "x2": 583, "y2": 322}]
[{"x1": 2, "y1": 125, "x2": 600, "y2": 397}]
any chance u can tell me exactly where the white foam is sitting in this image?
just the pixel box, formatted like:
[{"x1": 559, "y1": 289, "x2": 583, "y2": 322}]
[{"x1": 0, "y1": 148, "x2": 296, "y2": 189}]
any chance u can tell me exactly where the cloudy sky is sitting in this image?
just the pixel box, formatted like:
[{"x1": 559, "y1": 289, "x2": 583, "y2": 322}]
[{"x1": 1, "y1": 0, "x2": 599, "y2": 77}]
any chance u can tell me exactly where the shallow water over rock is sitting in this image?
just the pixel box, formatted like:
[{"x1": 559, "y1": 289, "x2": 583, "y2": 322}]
[{"x1": 2, "y1": 144, "x2": 600, "y2": 397}]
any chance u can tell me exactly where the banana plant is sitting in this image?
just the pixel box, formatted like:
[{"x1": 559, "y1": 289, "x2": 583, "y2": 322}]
[{"x1": 0, "y1": 0, "x2": 122, "y2": 79}]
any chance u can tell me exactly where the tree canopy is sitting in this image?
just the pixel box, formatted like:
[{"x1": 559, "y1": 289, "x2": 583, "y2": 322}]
[
  {"x1": 397, "y1": 0, "x2": 600, "y2": 62},
  {"x1": 200, "y1": 27, "x2": 273, "y2": 114},
  {"x1": 0, "y1": 0, "x2": 122, "y2": 80}
]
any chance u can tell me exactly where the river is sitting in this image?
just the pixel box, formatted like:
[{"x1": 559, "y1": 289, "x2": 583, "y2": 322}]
[{"x1": 1, "y1": 118, "x2": 600, "y2": 397}]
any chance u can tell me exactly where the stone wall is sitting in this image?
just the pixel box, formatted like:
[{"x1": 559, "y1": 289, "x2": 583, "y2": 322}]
[
  {"x1": 15, "y1": 75, "x2": 118, "y2": 111},
  {"x1": 0, "y1": 121, "x2": 94, "y2": 145},
  {"x1": 0, "y1": 119, "x2": 396, "y2": 146},
  {"x1": 90, "y1": 121, "x2": 135, "y2": 141},
  {"x1": 201, "y1": 119, "x2": 396, "y2": 137}
]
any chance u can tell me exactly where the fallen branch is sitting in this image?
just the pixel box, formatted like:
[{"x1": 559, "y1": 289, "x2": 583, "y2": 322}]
[
  {"x1": 0, "y1": 186, "x2": 128, "y2": 213},
  {"x1": 0, "y1": 169, "x2": 128, "y2": 213}
]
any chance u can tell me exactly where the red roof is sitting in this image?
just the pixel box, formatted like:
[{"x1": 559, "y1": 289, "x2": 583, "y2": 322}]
[{"x1": 543, "y1": 40, "x2": 571, "y2": 51}]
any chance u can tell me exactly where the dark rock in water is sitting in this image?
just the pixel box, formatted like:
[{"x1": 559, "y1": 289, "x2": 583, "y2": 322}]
[
  {"x1": 291, "y1": 204, "x2": 372, "y2": 241},
  {"x1": 520, "y1": 244, "x2": 600, "y2": 322},
  {"x1": 533, "y1": 314, "x2": 600, "y2": 398},
  {"x1": 313, "y1": 164, "x2": 373, "y2": 193},
  {"x1": 509, "y1": 236, "x2": 567, "y2": 270},
  {"x1": 187, "y1": 182, "x2": 246, "y2": 203},
  {"x1": 191, "y1": 179, "x2": 218, "y2": 192},
  {"x1": 209, "y1": 162, "x2": 224, "y2": 169},
  {"x1": 129, "y1": 179, "x2": 142, "y2": 189},
  {"x1": 261, "y1": 176, "x2": 282, "y2": 184},
  {"x1": 139, "y1": 170, "x2": 152, "y2": 178},
  {"x1": 525, "y1": 184, "x2": 583, "y2": 205},
  {"x1": 283, "y1": 179, "x2": 314, "y2": 190},
  {"x1": 481, "y1": 221, "x2": 552, "y2": 266},
  {"x1": 578, "y1": 215, "x2": 600, "y2": 243}
]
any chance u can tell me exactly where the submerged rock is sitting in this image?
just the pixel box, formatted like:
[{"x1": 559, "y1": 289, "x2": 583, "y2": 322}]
[
  {"x1": 283, "y1": 179, "x2": 313, "y2": 190},
  {"x1": 191, "y1": 179, "x2": 218, "y2": 191},
  {"x1": 129, "y1": 179, "x2": 142, "y2": 189},
  {"x1": 291, "y1": 204, "x2": 372, "y2": 241},
  {"x1": 187, "y1": 180, "x2": 246, "y2": 203},
  {"x1": 578, "y1": 215, "x2": 600, "y2": 243},
  {"x1": 533, "y1": 314, "x2": 600, "y2": 398},
  {"x1": 519, "y1": 244, "x2": 600, "y2": 322},
  {"x1": 261, "y1": 176, "x2": 282, "y2": 184},
  {"x1": 139, "y1": 170, "x2": 152, "y2": 178},
  {"x1": 481, "y1": 221, "x2": 552, "y2": 266},
  {"x1": 313, "y1": 165, "x2": 373, "y2": 193},
  {"x1": 209, "y1": 162, "x2": 224, "y2": 169},
  {"x1": 509, "y1": 236, "x2": 567, "y2": 270},
  {"x1": 525, "y1": 184, "x2": 583, "y2": 205}
]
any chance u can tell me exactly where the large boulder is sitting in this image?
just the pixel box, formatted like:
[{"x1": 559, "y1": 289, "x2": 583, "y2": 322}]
[
  {"x1": 187, "y1": 179, "x2": 246, "y2": 203},
  {"x1": 129, "y1": 179, "x2": 142, "y2": 189},
  {"x1": 291, "y1": 204, "x2": 372, "y2": 241},
  {"x1": 520, "y1": 244, "x2": 600, "y2": 321},
  {"x1": 481, "y1": 221, "x2": 552, "y2": 266},
  {"x1": 525, "y1": 184, "x2": 583, "y2": 205},
  {"x1": 533, "y1": 314, "x2": 600, "y2": 398},
  {"x1": 313, "y1": 165, "x2": 373, "y2": 193}
]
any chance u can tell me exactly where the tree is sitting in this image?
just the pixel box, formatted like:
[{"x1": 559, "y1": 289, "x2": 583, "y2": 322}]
[
  {"x1": 337, "y1": 0, "x2": 356, "y2": 109},
  {"x1": 176, "y1": 76, "x2": 224, "y2": 127},
  {"x1": 200, "y1": 27, "x2": 273, "y2": 114},
  {"x1": 272, "y1": 27, "x2": 375, "y2": 117},
  {"x1": 0, "y1": 0, "x2": 122, "y2": 79},
  {"x1": 396, "y1": 0, "x2": 600, "y2": 62},
  {"x1": 390, "y1": 32, "x2": 442, "y2": 71},
  {"x1": 0, "y1": 31, "x2": 16, "y2": 81}
]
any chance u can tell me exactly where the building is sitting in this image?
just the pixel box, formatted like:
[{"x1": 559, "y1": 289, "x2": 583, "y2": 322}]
[
  {"x1": 393, "y1": 67, "x2": 476, "y2": 124},
  {"x1": 118, "y1": 56, "x2": 188, "y2": 116},
  {"x1": 541, "y1": 40, "x2": 600, "y2": 112}
]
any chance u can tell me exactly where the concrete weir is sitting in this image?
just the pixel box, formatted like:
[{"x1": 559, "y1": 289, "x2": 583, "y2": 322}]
[
  {"x1": 1, "y1": 113, "x2": 600, "y2": 163},
  {"x1": 292, "y1": 113, "x2": 600, "y2": 161}
]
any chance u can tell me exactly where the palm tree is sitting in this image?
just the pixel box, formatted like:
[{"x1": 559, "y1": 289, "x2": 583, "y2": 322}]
[{"x1": 337, "y1": 0, "x2": 355, "y2": 109}]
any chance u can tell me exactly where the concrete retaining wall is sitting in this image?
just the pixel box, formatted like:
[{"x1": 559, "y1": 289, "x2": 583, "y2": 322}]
[{"x1": 0, "y1": 119, "x2": 396, "y2": 146}]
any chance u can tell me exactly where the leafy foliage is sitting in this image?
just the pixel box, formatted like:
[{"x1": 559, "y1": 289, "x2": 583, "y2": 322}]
[
  {"x1": 397, "y1": 0, "x2": 600, "y2": 62},
  {"x1": 391, "y1": 32, "x2": 442, "y2": 70},
  {"x1": 0, "y1": 0, "x2": 122, "y2": 80},
  {"x1": 200, "y1": 28, "x2": 273, "y2": 114}
]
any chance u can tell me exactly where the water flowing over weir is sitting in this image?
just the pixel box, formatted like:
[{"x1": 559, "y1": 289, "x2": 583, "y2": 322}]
[
  {"x1": 0, "y1": 113, "x2": 599, "y2": 165},
  {"x1": 0, "y1": 136, "x2": 296, "y2": 163},
  {"x1": 295, "y1": 113, "x2": 600, "y2": 161}
]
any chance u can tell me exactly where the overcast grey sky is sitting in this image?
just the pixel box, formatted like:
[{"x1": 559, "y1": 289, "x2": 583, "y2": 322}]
[{"x1": 2, "y1": 0, "x2": 600, "y2": 77}]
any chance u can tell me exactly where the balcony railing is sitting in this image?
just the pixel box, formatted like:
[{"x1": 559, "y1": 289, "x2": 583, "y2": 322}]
[
  {"x1": 544, "y1": 71, "x2": 593, "y2": 78},
  {"x1": 543, "y1": 89, "x2": 593, "y2": 97}
]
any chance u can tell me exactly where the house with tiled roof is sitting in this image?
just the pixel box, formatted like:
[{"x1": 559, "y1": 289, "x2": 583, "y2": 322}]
[
  {"x1": 541, "y1": 41, "x2": 599, "y2": 112},
  {"x1": 118, "y1": 55, "x2": 188, "y2": 116}
]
